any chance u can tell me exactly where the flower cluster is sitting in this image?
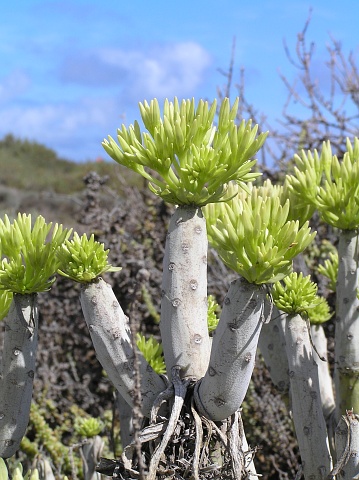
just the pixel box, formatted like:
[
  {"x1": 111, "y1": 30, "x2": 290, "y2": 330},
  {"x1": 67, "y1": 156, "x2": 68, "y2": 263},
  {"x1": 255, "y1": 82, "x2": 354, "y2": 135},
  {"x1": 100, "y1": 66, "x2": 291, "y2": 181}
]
[{"x1": 103, "y1": 97, "x2": 267, "y2": 206}]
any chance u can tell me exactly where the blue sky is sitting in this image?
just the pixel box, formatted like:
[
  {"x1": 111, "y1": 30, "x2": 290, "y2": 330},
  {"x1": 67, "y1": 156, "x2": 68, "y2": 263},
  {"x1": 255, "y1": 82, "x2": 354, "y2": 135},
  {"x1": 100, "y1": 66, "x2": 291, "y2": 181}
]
[{"x1": 0, "y1": 0, "x2": 358, "y2": 162}]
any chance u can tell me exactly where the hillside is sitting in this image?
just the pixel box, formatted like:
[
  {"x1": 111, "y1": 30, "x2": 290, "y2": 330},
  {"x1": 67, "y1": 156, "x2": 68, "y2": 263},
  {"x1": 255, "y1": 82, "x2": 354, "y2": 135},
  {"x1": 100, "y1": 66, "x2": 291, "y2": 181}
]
[
  {"x1": 0, "y1": 134, "x2": 141, "y2": 193},
  {"x1": 0, "y1": 134, "x2": 143, "y2": 228}
]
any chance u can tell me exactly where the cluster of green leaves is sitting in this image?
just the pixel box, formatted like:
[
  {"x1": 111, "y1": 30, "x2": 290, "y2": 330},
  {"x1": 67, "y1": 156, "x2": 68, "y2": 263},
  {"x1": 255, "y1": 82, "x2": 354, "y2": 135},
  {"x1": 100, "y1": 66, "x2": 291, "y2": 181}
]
[
  {"x1": 286, "y1": 138, "x2": 359, "y2": 230},
  {"x1": 57, "y1": 232, "x2": 121, "y2": 283},
  {"x1": 0, "y1": 214, "x2": 70, "y2": 294},
  {"x1": 317, "y1": 250, "x2": 338, "y2": 292},
  {"x1": 74, "y1": 417, "x2": 104, "y2": 438},
  {"x1": 136, "y1": 333, "x2": 166, "y2": 374},
  {"x1": 0, "y1": 458, "x2": 42, "y2": 480},
  {"x1": 205, "y1": 181, "x2": 316, "y2": 284},
  {"x1": 0, "y1": 289, "x2": 12, "y2": 320},
  {"x1": 207, "y1": 294, "x2": 220, "y2": 334},
  {"x1": 271, "y1": 272, "x2": 331, "y2": 324},
  {"x1": 103, "y1": 97, "x2": 267, "y2": 206}
]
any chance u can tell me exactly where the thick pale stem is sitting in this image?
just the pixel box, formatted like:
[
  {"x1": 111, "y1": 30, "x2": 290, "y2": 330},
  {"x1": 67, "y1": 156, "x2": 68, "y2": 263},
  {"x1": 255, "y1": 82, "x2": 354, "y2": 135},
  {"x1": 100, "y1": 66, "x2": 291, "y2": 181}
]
[
  {"x1": 335, "y1": 229, "x2": 359, "y2": 419},
  {"x1": 0, "y1": 294, "x2": 38, "y2": 458},
  {"x1": 285, "y1": 313, "x2": 332, "y2": 479},
  {"x1": 194, "y1": 277, "x2": 266, "y2": 421},
  {"x1": 258, "y1": 306, "x2": 290, "y2": 396},
  {"x1": 81, "y1": 435, "x2": 104, "y2": 480},
  {"x1": 116, "y1": 391, "x2": 133, "y2": 448},
  {"x1": 160, "y1": 206, "x2": 210, "y2": 380},
  {"x1": 311, "y1": 325, "x2": 335, "y2": 421},
  {"x1": 334, "y1": 411, "x2": 359, "y2": 480},
  {"x1": 80, "y1": 278, "x2": 166, "y2": 417}
]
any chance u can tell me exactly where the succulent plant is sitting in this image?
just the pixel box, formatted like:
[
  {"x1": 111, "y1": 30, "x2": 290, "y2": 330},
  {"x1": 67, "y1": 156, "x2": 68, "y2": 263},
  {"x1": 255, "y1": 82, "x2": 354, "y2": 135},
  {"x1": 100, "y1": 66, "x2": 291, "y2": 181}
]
[
  {"x1": 57, "y1": 232, "x2": 121, "y2": 283},
  {"x1": 103, "y1": 97, "x2": 267, "y2": 206}
]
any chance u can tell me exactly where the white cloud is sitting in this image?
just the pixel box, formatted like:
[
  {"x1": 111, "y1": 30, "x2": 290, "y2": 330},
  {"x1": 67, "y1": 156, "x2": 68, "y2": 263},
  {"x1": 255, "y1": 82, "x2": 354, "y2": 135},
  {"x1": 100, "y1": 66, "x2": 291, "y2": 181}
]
[
  {"x1": 0, "y1": 96, "x2": 120, "y2": 161},
  {"x1": 60, "y1": 41, "x2": 212, "y2": 101}
]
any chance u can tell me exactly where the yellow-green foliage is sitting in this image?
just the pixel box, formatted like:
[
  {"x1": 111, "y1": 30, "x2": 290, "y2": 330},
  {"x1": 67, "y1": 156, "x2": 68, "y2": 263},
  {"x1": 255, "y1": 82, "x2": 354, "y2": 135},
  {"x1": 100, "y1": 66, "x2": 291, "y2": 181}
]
[
  {"x1": 271, "y1": 272, "x2": 331, "y2": 323},
  {"x1": 286, "y1": 138, "x2": 359, "y2": 230},
  {"x1": 318, "y1": 250, "x2": 338, "y2": 292},
  {"x1": 57, "y1": 232, "x2": 121, "y2": 283},
  {"x1": 0, "y1": 289, "x2": 12, "y2": 320},
  {"x1": 26, "y1": 402, "x2": 71, "y2": 472},
  {"x1": 0, "y1": 458, "x2": 40, "y2": 480},
  {"x1": 103, "y1": 97, "x2": 267, "y2": 206},
  {"x1": 205, "y1": 182, "x2": 315, "y2": 284},
  {"x1": 0, "y1": 214, "x2": 71, "y2": 293},
  {"x1": 74, "y1": 417, "x2": 104, "y2": 438},
  {"x1": 207, "y1": 294, "x2": 220, "y2": 334},
  {"x1": 136, "y1": 333, "x2": 166, "y2": 374}
]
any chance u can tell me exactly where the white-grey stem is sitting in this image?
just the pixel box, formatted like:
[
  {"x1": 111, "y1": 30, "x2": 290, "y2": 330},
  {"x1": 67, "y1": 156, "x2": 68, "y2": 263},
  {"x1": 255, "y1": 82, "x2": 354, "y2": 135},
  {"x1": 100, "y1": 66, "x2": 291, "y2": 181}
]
[
  {"x1": 335, "y1": 229, "x2": 359, "y2": 419},
  {"x1": 310, "y1": 325, "x2": 335, "y2": 421},
  {"x1": 0, "y1": 294, "x2": 38, "y2": 458},
  {"x1": 285, "y1": 313, "x2": 332, "y2": 479},
  {"x1": 81, "y1": 436, "x2": 104, "y2": 480},
  {"x1": 116, "y1": 391, "x2": 133, "y2": 448},
  {"x1": 36, "y1": 456, "x2": 56, "y2": 480},
  {"x1": 258, "y1": 306, "x2": 290, "y2": 396},
  {"x1": 333, "y1": 411, "x2": 359, "y2": 480},
  {"x1": 80, "y1": 278, "x2": 166, "y2": 418},
  {"x1": 160, "y1": 206, "x2": 211, "y2": 380},
  {"x1": 194, "y1": 277, "x2": 266, "y2": 421}
]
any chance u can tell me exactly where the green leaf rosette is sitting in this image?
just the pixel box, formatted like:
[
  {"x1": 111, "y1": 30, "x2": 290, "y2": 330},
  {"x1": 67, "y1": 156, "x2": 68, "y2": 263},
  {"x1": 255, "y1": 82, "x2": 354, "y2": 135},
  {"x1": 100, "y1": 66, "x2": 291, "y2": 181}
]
[
  {"x1": 204, "y1": 182, "x2": 316, "y2": 284},
  {"x1": 317, "y1": 250, "x2": 338, "y2": 292},
  {"x1": 0, "y1": 214, "x2": 71, "y2": 293},
  {"x1": 57, "y1": 232, "x2": 121, "y2": 283},
  {"x1": 271, "y1": 272, "x2": 331, "y2": 323},
  {"x1": 74, "y1": 417, "x2": 104, "y2": 438},
  {"x1": 0, "y1": 289, "x2": 12, "y2": 320},
  {"x1": 287, "y1": 138, "x2": 359, "y2": 230},
  {"x1": 136, "y1": 333, "x2": 166, "y2": 374},
  {"x1": 102, "y1": 97, "x2": 268, "y2": 206}
]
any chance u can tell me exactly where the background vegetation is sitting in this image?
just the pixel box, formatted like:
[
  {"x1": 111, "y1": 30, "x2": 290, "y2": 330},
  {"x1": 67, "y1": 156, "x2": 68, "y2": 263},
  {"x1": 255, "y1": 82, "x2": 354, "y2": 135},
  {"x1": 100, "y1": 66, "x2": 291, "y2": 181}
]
[{"x1": 1, "y1": 18, "x2": 358, "y2": 479}]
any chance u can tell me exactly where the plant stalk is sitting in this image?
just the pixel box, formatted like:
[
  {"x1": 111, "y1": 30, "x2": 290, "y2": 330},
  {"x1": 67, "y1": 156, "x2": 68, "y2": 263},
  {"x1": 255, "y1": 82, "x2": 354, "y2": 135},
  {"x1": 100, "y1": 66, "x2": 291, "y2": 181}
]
[
  {"x1": 285, "y1": 313, "x2": 332, "y2": 479},
  {"x1": 333, "y1": 410, "x2": 359, "y2": 480},
  {"x1": 194, "y1": 277, "x2": 266, "y2": 421},
  {"x1": 80, "y1": 278, "x2": 166, "y2": 418},
  {"x1": 258, "y1": 306, "x2": 290, "y2": 397},
  {"x1": 310, "y1": 325, "x2": 335, "y2": 421},
  {"x1": 160, "y1": 206, "x2": 211, "y2": 380},
  {"x1": 0, "y1": 294, "x2": 38, "y2": 458},
  {"x1": 335, "y1": 229, "x2": 359, "y2": 419}
]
